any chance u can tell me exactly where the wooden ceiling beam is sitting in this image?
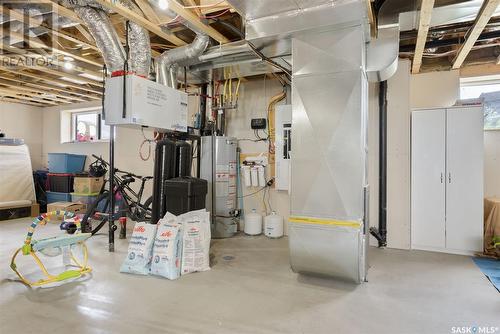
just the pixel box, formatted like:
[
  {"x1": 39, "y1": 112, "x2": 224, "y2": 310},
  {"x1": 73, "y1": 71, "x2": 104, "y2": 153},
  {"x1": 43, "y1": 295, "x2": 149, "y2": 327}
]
[
  {"x1": 22, "y1": 65, "x2": 103, "y2": 87},
  {"x1": 92, "y1": 0, "x2": 187, "y2": 46},
  {"x1": 0, "y1": 80, "x2": 73, "y2": 103},
  {"x1": 0, "y1": 28, "x2": 103, "y2": 67},
  {"x1": 0, "y1": 96, "x2": 48, "y2": 107},
  {"x1": 0, "y1": 74, "x2": 88, "y2": 101},
  {"x1": 0, "y1": 65, "x2": 103, "y2": 95},
  {"x1": 134, "y1": 0, "x2": 161, "y2": 24},
  {"x1": 0, "y1": 86, "x2": 58, "y2": 105},
  {"x1": 452, "y1": 0, "x2": 500, "y2": 69},
  {"x1": 0, "y1": 68, "x2": 101, "y2": 101},
  {"x1": 167, "y1": 0, "x2": 230, "y2": 44},
  {"x1": 411, "y1": 0, "x2": 435, "y2": 74},
  {"x1": 0, "y1": 6, "x2": 99, "y2": 52}
]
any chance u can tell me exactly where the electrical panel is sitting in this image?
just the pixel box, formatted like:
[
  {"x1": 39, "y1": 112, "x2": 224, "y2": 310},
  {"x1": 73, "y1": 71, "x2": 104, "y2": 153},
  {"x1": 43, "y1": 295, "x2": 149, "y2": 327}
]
[
  {"x1": 104, "y1": 74, "x2": 188, "y2": 132},
  {"x1": 275, "y1": 104, "x2": 292, "y2": 191}
]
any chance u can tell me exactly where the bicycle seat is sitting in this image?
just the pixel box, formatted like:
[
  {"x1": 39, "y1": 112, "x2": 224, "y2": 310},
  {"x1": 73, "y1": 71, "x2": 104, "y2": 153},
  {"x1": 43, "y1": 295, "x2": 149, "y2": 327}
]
[{"x1": 123, "y1": 176, "x2": 135, "y2": 184}]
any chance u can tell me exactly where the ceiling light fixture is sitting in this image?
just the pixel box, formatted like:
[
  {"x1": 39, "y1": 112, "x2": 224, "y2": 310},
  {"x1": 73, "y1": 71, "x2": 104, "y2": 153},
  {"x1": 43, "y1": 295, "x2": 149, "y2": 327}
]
[
  {"x1": 158, "y1": 0, "x2": 169, "y2": 10},
  {"x1": 64, "y1": 62, "x2": 74, "y2": 70}
]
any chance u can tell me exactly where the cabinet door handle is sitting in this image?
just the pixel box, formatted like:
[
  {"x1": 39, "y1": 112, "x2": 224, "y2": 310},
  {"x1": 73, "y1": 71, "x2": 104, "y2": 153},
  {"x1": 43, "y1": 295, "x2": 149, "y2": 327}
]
[
  {"x1": 448, "y1": 172, "x2": 451, "y2": 183},
  {"x1": 440, "y1": 173, "x2": 444, "y2": 183}
]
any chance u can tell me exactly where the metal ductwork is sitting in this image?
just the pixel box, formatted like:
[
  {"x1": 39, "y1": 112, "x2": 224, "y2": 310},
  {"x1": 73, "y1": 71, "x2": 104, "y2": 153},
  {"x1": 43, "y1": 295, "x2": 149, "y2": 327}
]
[
  {"x1": 72, "y1": 5, "x2": 126, "y2": 73},
  {"x1": 115, "y1": 0, "x2": 151, "y2": 77},
  {"x1": 156, "y1": 33, "x2": 210, "y2": 87},
  {"x1": 65, "y1": 0, "x2": 151, "y2": 77}
]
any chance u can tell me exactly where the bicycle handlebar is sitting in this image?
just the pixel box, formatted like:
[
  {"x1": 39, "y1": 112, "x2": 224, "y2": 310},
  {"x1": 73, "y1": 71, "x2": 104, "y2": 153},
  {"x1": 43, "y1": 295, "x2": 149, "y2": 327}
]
[{"x1": 91, "y1": 154, "x2": 149, "y2": 180}]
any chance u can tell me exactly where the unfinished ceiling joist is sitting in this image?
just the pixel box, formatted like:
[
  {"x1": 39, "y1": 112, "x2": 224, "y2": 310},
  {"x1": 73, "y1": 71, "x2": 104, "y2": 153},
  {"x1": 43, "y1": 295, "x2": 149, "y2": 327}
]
[
  {"x1": 0, "y1": 65, "x2": 103, "y2": 95},
  {"x1": 0, "y1": 28, "x2": 103, "y2": 67},
  {"x1": 0, "y1": 86, "x2": 58, "y2": 105},
  {"x1": 167, "y1": 0, "x2": 231, "y2": 44},
  {"x1": 451, "y1": 0, "x2": 500, "y2": 69},
  {"x1": 92, "y1": 0, "x2": 187, "y2": 46},
  {"x1": 1, "y1": 96, "x2": 48, "y2": 107},
  {"x1": 411, "y1": 0, "x2": 435, "y2": 74},
  {"x1": 0, "y1": 6, "x2": 99, "y2": 52},
  {"x1": 0, "y1": 80, "x2": 73, "y2": 104},
  {"x1": 0, "y1": 75, "x2": 87, "y2": 102}
]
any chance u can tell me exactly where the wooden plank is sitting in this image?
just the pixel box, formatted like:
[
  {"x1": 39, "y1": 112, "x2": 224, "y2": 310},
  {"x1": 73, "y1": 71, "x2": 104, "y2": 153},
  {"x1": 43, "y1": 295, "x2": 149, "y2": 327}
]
[
  {"x1": 168, "y1": 0, "x2": 230, "y2": 43},
  {"x1": 452, "y1": 0, "x2": 500, "y2": 69},
  {"x1": 0, "y1": 87, "x2": 58, "y2": 105},
  {"x1": 23, "y1": 65, "x2": 103, "y2": 87},
  {"x1": 92, "y1": 0, "x2": 186, "y2": 46},
  {"x1": 0, "y1": 44, "x2": 102, "y2": 78},
  {"x1": 0, "y1": 65, "x2": 103, "y2": 95},
  {"x1": 0, "y1": 73, "x2": 95, "y2": 101},
  {"x1": 0, "y1": 80, "x2": 72, "y2": 103},
  {"x1": 134, "y1": 0, "x2": 161, "y2": 24},
  {"x1": 0, "y1": 6, "x2": 99, "y2": 52},
  {"x1": 0, "y1": 96, "x2": 47, "y2": 107},
  {"x1": 0, "y1": 76, "x2": 79, "y2": 103},
  {"x1": 0, "y1": 74, "x2": 90, "y2": 102},
  {"x1": 411, "y1": 0, "x2": 435, "y2": 74},
  {"x1": 0, "y1": 28, "x2": 103, "y2": 67}
]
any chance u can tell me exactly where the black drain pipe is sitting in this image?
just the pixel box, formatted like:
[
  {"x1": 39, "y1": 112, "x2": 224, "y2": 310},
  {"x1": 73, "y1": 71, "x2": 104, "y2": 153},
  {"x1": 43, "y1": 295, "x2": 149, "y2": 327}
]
[{"x1": 370, "y1": 80, "x2": 388, "y2": 247}]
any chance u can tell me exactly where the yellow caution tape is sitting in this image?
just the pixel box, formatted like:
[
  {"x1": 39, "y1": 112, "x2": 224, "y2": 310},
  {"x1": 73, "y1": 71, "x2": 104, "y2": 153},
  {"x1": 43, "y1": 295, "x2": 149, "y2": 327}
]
[{"x1": 289, "y1": 216, "x2": 361, "y2": 228}]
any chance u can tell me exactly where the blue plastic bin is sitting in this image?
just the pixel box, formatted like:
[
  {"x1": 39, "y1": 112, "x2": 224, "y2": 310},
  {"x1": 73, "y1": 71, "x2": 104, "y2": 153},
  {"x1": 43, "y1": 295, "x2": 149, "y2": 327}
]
[
  {"x1": 46, "y1": 191, "x2": 72, "y2": 203},
  {"x1": 48, "y1": 153, "x2": 86, "y2": 173}
]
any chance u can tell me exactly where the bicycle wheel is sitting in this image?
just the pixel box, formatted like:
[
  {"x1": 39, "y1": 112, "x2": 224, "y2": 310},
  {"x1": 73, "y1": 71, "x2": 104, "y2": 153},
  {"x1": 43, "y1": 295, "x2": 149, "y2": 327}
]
[
  {"x1": 129, "y1": 196, "x2": 153, "y2": 222},
  {"x1": 82, "y1": 191, "x2": 110, "y2": 235}
]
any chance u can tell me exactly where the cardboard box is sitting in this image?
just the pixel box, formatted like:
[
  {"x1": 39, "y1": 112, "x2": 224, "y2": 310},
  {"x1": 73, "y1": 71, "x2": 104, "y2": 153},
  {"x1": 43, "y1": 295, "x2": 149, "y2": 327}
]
[
  {"x1": 30, "y1": 203, "x2": 40, "y2": 217},
  {"x1": 74, "y1": 176, "x2": 104, "y2": 194},
  {"x1": 46, "y1": 202, "x2": 86, "y2": 219}
]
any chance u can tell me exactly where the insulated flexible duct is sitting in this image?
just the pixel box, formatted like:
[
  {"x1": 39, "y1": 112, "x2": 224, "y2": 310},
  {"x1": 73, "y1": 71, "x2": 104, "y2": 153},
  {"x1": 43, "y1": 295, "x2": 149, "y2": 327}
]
[
  {"x1": 72, "y1": 6, "x2": 126, "y2": 73},
  {"x1": 67, "y1": 0, "x2": 150, "y2": 76},
  {"x1": 156, "y1": 33, "x2": 209, "y2": 87}
]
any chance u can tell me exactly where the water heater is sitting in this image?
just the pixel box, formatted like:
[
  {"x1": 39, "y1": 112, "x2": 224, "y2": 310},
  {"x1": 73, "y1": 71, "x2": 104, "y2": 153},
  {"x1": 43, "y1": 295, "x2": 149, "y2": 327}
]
[{"x1": 200, "y1": 136, "x2": 238, "y2": 238}]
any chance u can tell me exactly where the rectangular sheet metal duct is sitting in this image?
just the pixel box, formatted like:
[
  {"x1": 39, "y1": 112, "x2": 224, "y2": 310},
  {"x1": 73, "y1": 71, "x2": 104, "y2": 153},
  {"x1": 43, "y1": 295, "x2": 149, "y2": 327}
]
[
  {"x1": 226, "y1": 0, "x2": 372, "y2": 283},
  {"x1": 289, "y1": 25, "x2": 369, "y2": 283}
]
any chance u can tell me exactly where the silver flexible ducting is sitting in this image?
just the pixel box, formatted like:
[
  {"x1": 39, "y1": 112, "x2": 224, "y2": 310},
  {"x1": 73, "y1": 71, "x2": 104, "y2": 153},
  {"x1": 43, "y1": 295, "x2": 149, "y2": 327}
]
[
  {"x1": 66, "y1": 0, "x2": 150, "y2": 77},
  {"x1": 156, "y1": 33, "x2": 209, "y2": 87},
  {"x1": 115, "y1": 0, "x2": 151, "y2": 77},
  {"x1": 73, "y1": 6, "x2": 126, "y2": 73}
]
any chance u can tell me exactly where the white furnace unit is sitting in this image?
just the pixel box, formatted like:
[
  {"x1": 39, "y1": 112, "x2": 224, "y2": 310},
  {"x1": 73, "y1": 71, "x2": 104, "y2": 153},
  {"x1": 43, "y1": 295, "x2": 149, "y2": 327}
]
[{"x1": 104, "y1": 74, "x2": 188, "y2": 132}]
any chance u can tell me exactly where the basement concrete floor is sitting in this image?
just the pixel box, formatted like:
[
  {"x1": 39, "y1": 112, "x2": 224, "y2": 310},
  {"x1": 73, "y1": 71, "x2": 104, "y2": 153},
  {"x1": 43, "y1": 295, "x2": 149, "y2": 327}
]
[{"x1": 0, "y1": 217, "x2": 498, "y2": 334}]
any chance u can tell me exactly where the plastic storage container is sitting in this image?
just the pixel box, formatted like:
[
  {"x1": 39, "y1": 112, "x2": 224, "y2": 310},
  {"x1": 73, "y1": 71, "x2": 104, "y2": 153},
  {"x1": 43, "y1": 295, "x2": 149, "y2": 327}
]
[
  {"x1": 48, "y1": 173, "x2": 74, "y2": 193},
  {"x1": 71, "y1": 192, "x2": 100, "y2": 206},
  {"x1": 73, "y1": 176, "x2": 104, "y2": 194},
  {"x1": 48, "y1": 153, "x2": 86, "y2": 173},
  {"x1": 164, "y1": 177, "x2": 207, "y2": 216},
  {"x1": 46, "y1": 191, "x2": 72, "y2": 203}
]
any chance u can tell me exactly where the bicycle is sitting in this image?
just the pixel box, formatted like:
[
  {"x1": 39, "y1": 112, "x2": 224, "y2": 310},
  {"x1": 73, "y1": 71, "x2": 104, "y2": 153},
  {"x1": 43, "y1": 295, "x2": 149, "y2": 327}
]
[{"x1": 81, "y1": 155, "x2": 154, "y2": 235}]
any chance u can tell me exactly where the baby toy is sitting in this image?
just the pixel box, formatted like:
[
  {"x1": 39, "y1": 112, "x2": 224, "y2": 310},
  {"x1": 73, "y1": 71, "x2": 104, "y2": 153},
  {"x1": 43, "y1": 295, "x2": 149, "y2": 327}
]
[{"x1": 10, "y1": 211, "x2": 92, "y2": 287}]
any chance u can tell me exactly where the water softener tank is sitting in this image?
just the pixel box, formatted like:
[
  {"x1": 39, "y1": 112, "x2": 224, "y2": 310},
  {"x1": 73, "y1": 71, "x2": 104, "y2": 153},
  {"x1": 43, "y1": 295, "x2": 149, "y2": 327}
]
[
  {"x1": 244, "y1": 209, "x2": 262, "y2": 236},
  {"x1": 264, "y1": 212, "x2": 284, "y2": 238},
  {"x1": 200, "y1": 136, "x2": 238, "y2": 238}
]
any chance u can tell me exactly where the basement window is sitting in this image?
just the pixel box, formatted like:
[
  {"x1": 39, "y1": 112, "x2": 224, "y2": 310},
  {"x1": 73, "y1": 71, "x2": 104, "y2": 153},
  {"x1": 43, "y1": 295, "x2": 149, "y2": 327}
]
[
  {"x1": 60, "y1": 108, "x2": 110, "y2": 143},
  {"x1": 460, "y1": 76, "x2": 500, "y2": 130}
]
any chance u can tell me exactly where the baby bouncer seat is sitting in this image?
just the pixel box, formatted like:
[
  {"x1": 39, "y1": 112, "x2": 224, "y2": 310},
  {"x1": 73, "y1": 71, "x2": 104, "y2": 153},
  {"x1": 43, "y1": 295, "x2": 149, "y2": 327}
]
[{"x1": 10, "y1": 211, "x2": 92, "y2": 287}]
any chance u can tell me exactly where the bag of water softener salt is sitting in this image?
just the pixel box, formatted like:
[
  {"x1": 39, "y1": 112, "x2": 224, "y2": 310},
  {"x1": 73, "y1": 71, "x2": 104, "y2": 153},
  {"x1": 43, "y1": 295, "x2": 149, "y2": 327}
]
[
  {"x1": 179, "y1": 209, "x2": 211, "y2": 275},
  {"x1": 120, "y1": 222, "x2": 157, "y2": 275},
  {"x1": 150, "y1": 213, "x2": 183, "y2": 280}
]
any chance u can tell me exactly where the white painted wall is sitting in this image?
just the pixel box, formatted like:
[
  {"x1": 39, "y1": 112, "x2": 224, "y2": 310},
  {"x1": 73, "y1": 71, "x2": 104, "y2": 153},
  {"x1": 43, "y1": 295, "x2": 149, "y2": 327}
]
[
  {"x1": 0, "y1": 101, "x2": 44, "y2": 169},
  {"x1": 41, "y1": 100, "x2": 157, "y2": 198}
]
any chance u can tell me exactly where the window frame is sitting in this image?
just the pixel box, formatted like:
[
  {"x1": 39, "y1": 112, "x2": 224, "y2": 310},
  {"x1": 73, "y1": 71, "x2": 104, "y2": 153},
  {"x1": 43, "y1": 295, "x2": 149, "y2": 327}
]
[{"x1": 60, "y1": 107, "x2": 110, "y2": 144}]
